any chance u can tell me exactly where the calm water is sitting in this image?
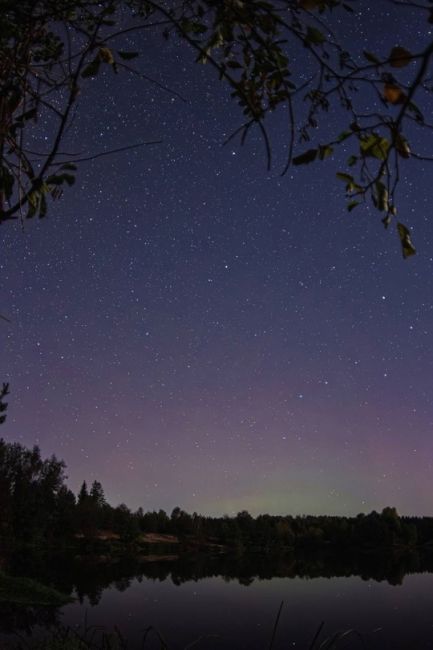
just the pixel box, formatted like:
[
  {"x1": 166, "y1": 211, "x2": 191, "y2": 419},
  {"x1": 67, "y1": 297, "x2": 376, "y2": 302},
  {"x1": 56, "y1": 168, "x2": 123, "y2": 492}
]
[
  {"x1": 5, "y1": 550, "x2": 433, "y2": 648},
  {"x1": 60, "y1": 572, "x2": 433, "y2": 649}
]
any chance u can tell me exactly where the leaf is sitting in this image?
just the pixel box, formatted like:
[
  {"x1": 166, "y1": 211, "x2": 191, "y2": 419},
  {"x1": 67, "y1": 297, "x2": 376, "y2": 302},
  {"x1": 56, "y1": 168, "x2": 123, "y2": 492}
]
[
  {"x1": 336, "y1": 172, "x2": 354, "y2": 183},
  {"x1": 27, "y1": 191, "x2": 38, "y2": 209},
  {"x1": 298, "y1": 0, "x2": 320, "y2": 9},
  {"x1": 62, "y1": 173, "x2": 75, "y2": 186},
  {"x1": 226, "y1": 60, "x2": 242, "y2": 69},
  {"x1": 117, "y1": 51, "x2": 139, "y2": 60},
  {"x1": 26, "y1": 191, "x2": 38, "y2": 219},
  {"x1": 407, "y1": 101, "x2": 424, "y2": 123},
  {"x1": 397, "y1": 222, "x2": 416, "y2": 259},
  {"x1": 6, "y1": 88, "x2": 22, "y2": 113},
  {"x1": 347, "y1": 201, "x2": 360, "y2": 212},
  {"x1": 384, "y1": 83, "x2": 406, "y2": 105},
  {"x1": 99, "y1": 47, "x2": 114, "y2": 65},
  {"x1": 0, "y1": 166, "x2": 14, "y2": 201},
  {"x1": 395, "y1": 134, "x2": 411, "y2": 158},
  {"x1": 46, "y1": 175, "x2": 62, "y2": 186},
  {"x1": 292, "y1": 148, "x2": 317, "y2": 165},
  {"x1": 318, "y1": 144, "x2": 333, "y2": 160},
  {"x1": 347, "y1": 155, "x2": 357, "y2": 167},
  {"x1": 46, "y1": 173, "x2": 75, "y2": 186},
  {"x1": 20, "y1": 108, "x2": 37, "y2": 122},
  {"x1": 336, "y1": 131, "x2": 352, "y2": 143},
  {"x1": 382, "y1": 214, "x2": 392, "y2": 229},
  {"x1": 60, "y1": 162, "x2": 78, "y2": 171},
  {"x1": 375, "y1": 181, "x2": 388, "y2": 212},
  {"x1": 81, "y1": 57, "x2": 101, "y2": 78},
  {"x1": 101, "y1": 3, "x2": 116, "y2": 16},
  {"x1": 389, "y1": 46, "x2": 412, "y2": 68},
  {"x1": 39, "y1": 193, "x2": 47, "y2": 218},
  {"x1": 305, "y1": 27, "x2": 326, "y2": 45},
  {"x1": 363, "y1": 50, "x2": 380, "y2": 64},
  {"x1": 180, "y1": 19, "x2": 197, "y2": 33},
  {"x1": 360, "y1": 134, "x2": 390, "y2": 160},
  {"x1": 190, "y1": 22, "x2": 207, "y2": 34}
]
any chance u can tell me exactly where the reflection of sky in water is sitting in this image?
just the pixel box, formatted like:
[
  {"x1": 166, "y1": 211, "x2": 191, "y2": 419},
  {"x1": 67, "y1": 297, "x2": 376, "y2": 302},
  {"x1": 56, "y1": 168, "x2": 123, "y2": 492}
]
[{"x1": 61, "y1": 574, "x2": 433, "y2": 649}]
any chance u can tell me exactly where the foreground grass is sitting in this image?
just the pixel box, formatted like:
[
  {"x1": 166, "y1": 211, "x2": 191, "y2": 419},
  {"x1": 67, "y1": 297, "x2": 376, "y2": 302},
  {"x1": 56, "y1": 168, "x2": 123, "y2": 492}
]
[
  {"x1": 8, "y1": 627, "x2": 370, "y2": 650},
  {"x1": 0, "y1": 571, "x2": 73, "y2": 606},
  {"x1": 1, "y1": 595, "x2": 372, "y2": 649},
  {"x1": 8, "y1": 618, "x2": 370, "y2": 650}
]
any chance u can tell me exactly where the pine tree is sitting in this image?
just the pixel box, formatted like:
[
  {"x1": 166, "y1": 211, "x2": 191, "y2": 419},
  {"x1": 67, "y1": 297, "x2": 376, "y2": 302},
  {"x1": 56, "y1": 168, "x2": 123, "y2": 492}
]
[
  {"x1": 77, "y1": 481, "x2": 88, "y2": 505},
  {"x1": 90, "y1": 480, "x2": 106, "y2": 508}
]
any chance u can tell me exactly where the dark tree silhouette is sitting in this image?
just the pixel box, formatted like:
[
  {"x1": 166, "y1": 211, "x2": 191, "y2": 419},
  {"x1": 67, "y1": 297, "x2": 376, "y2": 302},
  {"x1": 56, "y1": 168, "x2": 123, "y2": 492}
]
[
  {"x1": 0, "y1": 383, "x2": 8, "y2": 425},
  {"x1": 0, "y1": 437, "x2": 430, "y2": 552}
]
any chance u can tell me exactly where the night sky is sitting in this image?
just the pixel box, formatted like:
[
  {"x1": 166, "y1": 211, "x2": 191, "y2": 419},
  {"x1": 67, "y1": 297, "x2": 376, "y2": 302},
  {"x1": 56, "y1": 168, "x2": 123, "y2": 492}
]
[{"x1": 2, "y1": 3, "x2": 433, "y2": 517}]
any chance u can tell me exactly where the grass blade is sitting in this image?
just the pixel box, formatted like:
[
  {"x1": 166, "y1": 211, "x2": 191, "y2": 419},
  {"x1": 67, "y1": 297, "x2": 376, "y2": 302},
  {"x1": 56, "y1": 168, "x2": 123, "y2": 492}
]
[
  {"x1": 268, "y1": 600, "x2": 284, "y2": 650},
  {"x1": 309, "y1": 621, "x2": 325, "y2": 649}
]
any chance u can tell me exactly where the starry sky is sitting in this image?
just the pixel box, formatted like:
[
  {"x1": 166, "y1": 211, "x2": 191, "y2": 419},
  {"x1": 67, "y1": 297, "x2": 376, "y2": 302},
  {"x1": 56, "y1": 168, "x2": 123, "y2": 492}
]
[{"x1": 2, "y1": 2, "x2": 433, "y2": 517}]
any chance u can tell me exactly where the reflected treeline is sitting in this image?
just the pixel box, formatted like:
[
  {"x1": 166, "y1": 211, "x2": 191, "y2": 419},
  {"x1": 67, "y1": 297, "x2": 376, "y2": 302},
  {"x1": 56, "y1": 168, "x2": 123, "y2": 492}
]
[
  {"x1": 3, "y1": 545, "x2": 433, "y2": 617},
  {"x1": 3, "y1": 547, "x2": 433, "y2": 636},
  {"x1": 3, "y1": 550, "x2": 144, "y2": 608},
  {"x1": 131, "y1": 548, "x2": 433, "y2": 587}
]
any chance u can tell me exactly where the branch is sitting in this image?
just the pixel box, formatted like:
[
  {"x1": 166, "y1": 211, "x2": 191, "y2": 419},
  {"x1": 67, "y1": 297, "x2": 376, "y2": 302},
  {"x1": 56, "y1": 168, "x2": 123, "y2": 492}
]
[{"x1": 60, "y1": 139, "x2": 163, "y2": 164}]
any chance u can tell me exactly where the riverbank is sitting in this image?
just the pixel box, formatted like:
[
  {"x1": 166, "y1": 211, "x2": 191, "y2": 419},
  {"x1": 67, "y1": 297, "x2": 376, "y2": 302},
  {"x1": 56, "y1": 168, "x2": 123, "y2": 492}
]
[{"x1": 0, "y1": 571, "x2": 72, "y2": 606}]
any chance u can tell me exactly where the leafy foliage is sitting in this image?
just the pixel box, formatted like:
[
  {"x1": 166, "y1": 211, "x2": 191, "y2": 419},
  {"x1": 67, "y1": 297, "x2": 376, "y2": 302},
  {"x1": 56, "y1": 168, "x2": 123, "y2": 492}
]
[
  {"x1": 1, "y1": 0, "x2": 432, "y2": 256},
  {"x1": 0, "y1": 572, "x2": 72, "y2": 606},
  {"x1": 0, "y1": 438, "x2": 67, "y2": 540},
  {"x1": 0, "y1": 0, "x2": 135, "y2": 223}
]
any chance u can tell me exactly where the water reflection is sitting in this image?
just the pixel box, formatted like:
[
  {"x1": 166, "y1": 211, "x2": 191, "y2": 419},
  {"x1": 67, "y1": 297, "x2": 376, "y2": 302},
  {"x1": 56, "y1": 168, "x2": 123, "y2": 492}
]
[
  {"x1": 4, "y1": 546, "x2": 433, "y2": 605},
  {"x1": 3, "y1": 547, "x2": 433, "y2": 647}
]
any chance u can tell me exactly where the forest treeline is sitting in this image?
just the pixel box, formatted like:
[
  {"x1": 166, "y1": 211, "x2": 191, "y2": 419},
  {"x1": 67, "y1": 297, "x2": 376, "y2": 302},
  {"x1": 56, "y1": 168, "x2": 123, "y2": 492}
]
[{"x1": 1, "y1": 438, "x2": 432, "y2": 550}]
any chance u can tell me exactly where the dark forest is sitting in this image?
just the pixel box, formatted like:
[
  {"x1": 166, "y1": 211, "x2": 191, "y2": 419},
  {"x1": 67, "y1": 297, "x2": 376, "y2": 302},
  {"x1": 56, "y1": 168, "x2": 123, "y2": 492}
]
[{"x1": 1, "y1": 438, "x2": 430, "y2": 551}]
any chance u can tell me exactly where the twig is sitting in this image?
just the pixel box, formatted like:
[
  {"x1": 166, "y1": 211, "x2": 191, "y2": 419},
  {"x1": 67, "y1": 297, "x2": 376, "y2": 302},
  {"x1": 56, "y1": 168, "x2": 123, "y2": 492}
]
[{"x1": 58, "y1": 140, "x2": 163, "y2": 165}]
